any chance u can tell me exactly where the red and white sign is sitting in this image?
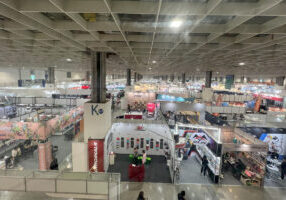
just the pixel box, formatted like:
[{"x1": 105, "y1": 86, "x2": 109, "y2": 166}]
[
  {"x1": 253, "y1": 93, "x2": 283, "y2": 102},
  {"x1": 88, "y1": 139, "x2": 104, "y2": 172},
  {"x1": 124, "y1": 113, "x2": 143, "y2": 119}
]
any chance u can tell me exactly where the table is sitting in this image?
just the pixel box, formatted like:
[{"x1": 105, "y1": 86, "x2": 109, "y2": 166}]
[{"x1": 128, "y1": 164, "x2": 145, "y2": 182}]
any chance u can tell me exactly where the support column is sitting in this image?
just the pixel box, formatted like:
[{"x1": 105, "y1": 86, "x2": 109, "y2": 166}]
[
  {"x1": 38, "y1": 141, "x2": 52, "y2": 171},
  {"x1": 276, "y1": 76, "x2": 285, "y2": 86},
  {"x1": 126, "y1": 68, "x2": 131, "y2": 86},
  {"x1": 225, "y1": 75, "x2": 235, "y2": 89},
  {"x1": 170, "y1": 74, "x2": 174, "y2": 82},
  {"x1": 240, "y1": 76, "x2": 244, "y2": 83},
  {"x1": 182, "y1": 73, "x2": 186, "y2": 84},
  {"x1": 134, "y1": 72, "x2": 137, "y2": 82},
  {"x1": 18, "y1": 69, "x2": 22, "y2": 87},
  {"x1": 82, "y1": 51, "x2": 110, "y2": 173},
  {"x1": 91, "y1": 52, "x2": 106, "y2": 103},
  {"x1": 86, "y1": 71, "x2": 91, "y2": 81},
  {"x1": 48, "y1": 67, "x2": 55, "y2": 84},
  {"x1": 205, "y1": 71, "x2": 212, "y2": 88}
]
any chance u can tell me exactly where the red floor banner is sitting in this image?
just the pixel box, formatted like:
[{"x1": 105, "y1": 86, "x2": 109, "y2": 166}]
[{"x1": 88, "y1": 139, "x2": 104, "y2": 172}]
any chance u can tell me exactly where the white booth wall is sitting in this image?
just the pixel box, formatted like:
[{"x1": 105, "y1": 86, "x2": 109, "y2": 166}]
[{"x1": 110, "y1": 122, "x2": 173, "y2": 156}]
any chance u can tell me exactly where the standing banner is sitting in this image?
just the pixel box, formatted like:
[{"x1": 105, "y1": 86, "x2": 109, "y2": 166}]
[
  {"x1": 88, "y1": 139, "x2": 104, "y2": 172},
  {"x1": 45, "y1": 141, "x2": 52, "y2": 169}
]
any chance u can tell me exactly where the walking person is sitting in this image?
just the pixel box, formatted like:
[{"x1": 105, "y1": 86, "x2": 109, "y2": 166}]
[
  {"x1": 178, "y1": 191, "x2": 186, "y2": 200},
  {"x1": 281, "y1": 158, "x2": 286, "y2": 180},
  {"x1": 137, "y1": 191, "x2": 146, "y2": 200},
  {"x1": 201, "y1": 155, "x2": 208, "y2": 176}
]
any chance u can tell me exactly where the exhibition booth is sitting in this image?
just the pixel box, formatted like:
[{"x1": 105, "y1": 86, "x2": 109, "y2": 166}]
[
  {"x1": 174, "y1": 124, "x2": 268, "y2": 187},
  {"x1": 240, "y1": 126, "x2": 286, "y2": 187},
  {"x1": 126, "y1": 91, "x2": 156, "y2": 111},
  {"x1": 105, "y1": 121, "x2": 175, "y2": 183},
  {"x1": 160, "y1": 102, "x2": 206, "y2": 127},
  {"x1": 0, "y1": 105, "x2": 84, "y2": 170}
]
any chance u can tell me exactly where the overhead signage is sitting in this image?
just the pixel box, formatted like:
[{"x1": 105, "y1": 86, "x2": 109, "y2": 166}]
[{"x1": 156, "y1": 94, "x2": 194, "y2": 102}]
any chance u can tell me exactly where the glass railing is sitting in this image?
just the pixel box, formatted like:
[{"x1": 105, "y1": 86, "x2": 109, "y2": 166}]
[{"x1": 0, "y1": 169, "x2": 120, "y2": 200}]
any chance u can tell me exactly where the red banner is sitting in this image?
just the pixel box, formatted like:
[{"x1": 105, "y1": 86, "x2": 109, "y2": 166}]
[{"x1": 88, "y1": 139, "x2": 104, "y2": 172}]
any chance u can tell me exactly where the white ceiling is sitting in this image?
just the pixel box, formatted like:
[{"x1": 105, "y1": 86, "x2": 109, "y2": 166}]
[{"x1": 0, "y1": 0, "x2": 286, "y2": 76}]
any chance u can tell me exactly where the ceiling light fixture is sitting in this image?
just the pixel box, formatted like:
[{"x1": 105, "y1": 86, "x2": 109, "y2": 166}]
[
  {"x1": 239, "y1": 62, "x2": 245, "y2": 66},
  {"x1": 152, "y1": 60, "x2": 156, "y2": 64},
  {"x1": 170, "y1": 20, "x2": 183, "y2": 28},
  {"x1": 66, "y1": 58, "x2": 72, "y2": 62}
]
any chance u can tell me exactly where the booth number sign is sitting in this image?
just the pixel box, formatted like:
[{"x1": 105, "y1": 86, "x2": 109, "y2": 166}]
[{"x1": 91, "y1": 105, "x2": 104, "y2": 116}]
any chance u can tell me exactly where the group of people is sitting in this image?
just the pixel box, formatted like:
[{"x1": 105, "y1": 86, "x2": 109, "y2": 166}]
[{"x1": 133, "y1": 147, "x2": 147, "y2": 165}]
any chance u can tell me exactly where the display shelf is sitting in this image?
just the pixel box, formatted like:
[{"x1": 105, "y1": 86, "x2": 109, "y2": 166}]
[{"x1": 238, "y1": 155, "x2": 265, "y2": 175}]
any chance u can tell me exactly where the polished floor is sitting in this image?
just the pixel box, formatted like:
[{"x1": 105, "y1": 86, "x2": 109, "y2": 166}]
[
  {"x1": 1, "y1": 182, "x2": 286, "y2": 200},
  {"x1": 18, "y1": 134, "x2": 72, "y2": 170},
  {"x1": 180, "y1": 153, "x2": 242, "y2": 185}
]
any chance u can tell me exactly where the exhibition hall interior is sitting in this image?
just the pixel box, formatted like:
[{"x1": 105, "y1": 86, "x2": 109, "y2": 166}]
[{"x1": 0, "y1": 0, "x2": 286, "y2": 200}]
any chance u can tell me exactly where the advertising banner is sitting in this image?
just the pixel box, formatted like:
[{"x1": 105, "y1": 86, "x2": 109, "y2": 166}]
[
  {"x1": 45, "y1": 106, "x2": 84, "y2": 137},
  {"x1": 88, "y1": 139, "x2": 104, "y2": 172},
  {"x1": 0, "y1": 121, "x2": 45, "y2": 140},
  {"x1": 0, "y1": 106, "x2": 84, "y2": 140},
  {"x1": 156, "y1": 94, "x2": 194, "y2": 102},
  {"x1": 260, "y1": 133, "x2": 285, "y2": 156}
]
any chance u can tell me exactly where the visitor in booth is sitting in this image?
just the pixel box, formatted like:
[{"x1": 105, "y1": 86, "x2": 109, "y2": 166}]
[
  {"x1": 201, "y1": 155, "x2": 209, "y2": 176},
  {"x1": 127, "y1": 104, "x2": 131, "y2": 113},
  {"x1": 188, "y1": 140, "x2": 193, "y2": 157},
  {"x1": 142, "y1": 150, "x2": 147, "y2": 165},
  {"x1": 133, "y1": 147, "x2": 139, "y2": 165},
  {"x1": 281, "y1": 158, "x2": 286, "y2": 180}
]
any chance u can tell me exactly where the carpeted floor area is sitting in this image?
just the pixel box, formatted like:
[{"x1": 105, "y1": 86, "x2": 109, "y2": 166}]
[{"x1": 108, "y1": 154, "x2": 172, "y2": 183}]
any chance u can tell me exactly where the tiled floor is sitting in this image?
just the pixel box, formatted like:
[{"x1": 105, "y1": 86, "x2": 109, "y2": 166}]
[{"x1": 2, "y1": 182, "x2": 286, "y2": 200}]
